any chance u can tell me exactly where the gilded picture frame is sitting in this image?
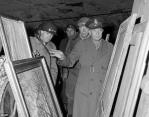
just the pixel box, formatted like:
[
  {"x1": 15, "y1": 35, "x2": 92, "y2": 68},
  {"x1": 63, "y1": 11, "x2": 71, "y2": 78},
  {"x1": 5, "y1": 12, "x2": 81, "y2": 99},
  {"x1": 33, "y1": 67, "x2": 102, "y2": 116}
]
[{"x1": 4, "y1": 57, "x2": 63, "y2": 117}]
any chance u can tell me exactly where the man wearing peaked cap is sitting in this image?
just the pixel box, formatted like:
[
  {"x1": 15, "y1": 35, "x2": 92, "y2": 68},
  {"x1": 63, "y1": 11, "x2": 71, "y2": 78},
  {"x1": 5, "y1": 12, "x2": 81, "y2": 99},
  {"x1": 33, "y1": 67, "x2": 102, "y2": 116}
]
[
  {"x1": 50, "y1": 18, "x2": 114, "y2": 117},
  {"x1": 86, "y1": 18, "x2": 103, "y2": 30},
  {"x1": 29, "y1": 22, "x2": 58, "y2": 86},
  {"x1": 77, "y1": 17, "x2": 91, "y2": 40},
  {"x1": 86, "y1": 18, "x2": 104, "y2": 46},
  {"x1": 77, "y1": 17, "x2": 90, "y2": 27},
  {"x1": 59, "y1": 24, "x2": 80, "y2": 117},
  {"x1": 38, "y1": 22, "x2": 57, "y2": 34}
]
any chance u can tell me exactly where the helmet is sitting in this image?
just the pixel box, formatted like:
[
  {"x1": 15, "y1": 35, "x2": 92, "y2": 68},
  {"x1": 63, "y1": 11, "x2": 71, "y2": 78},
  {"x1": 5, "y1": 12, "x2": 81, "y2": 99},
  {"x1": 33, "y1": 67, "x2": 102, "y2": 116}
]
[
  {"x1": 85, "y1": 18, "x2": 103, "y2": 29},
  {"x1": 38, "y1": 22, "x2": 57, "y2": 34},
  {"x1": 77, "y1": 17, "x2": 90, "y2": 27}
]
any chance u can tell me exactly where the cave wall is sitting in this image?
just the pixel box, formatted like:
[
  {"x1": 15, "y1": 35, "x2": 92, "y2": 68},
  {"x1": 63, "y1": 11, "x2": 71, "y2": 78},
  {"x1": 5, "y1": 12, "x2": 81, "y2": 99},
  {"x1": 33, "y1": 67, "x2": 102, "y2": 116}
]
[{"x1": 0, "y1": 0, "x2": 134, "y2": 44}]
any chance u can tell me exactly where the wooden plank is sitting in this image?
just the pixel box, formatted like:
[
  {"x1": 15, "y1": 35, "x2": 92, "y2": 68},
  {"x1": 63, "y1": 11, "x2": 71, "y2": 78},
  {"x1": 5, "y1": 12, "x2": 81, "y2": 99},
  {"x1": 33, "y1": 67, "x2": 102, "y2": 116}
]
[
  {"x1": 113, "y1": 22, "x2": 145, "y2": 117},
  {"x1": 124, "y1": 20, "x2": 149, "y2": 117},
  {"x1": 0, "y1": 16, "x2": 32, "y2": 61},
  {"x1": 97, "y1": 14, "x2": 137, "y2": 117},
  {"x1": 41, "y1": 58, "x2": 63, "y2": 117},
  {"x1": 123, "y1": 22, "x2": 146, "y2": 117}
]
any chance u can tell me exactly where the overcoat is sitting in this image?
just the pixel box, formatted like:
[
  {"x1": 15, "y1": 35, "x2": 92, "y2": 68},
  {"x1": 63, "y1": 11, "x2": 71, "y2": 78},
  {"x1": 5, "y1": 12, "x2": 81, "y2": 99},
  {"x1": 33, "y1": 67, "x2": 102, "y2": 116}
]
[
  {"x1": 30, "y1": 36, "x2": 58, "y2": 85},
  {"x1": 60, "y1": 37, "x2": 113, "y2": 117}
]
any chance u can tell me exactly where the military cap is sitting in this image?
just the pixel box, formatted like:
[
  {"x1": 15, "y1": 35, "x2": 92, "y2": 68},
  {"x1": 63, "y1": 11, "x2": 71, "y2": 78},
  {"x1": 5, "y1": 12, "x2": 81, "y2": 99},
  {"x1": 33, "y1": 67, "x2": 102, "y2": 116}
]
[
  {"x1": 86, "y1": 18, "x2": 103, "y2": 29},
  {"x1": 77, "y1": 17, "x2": 90, "y2": 27},
  {"x1": 38, "y1": 22, "x2": 57, "y2": 34}
]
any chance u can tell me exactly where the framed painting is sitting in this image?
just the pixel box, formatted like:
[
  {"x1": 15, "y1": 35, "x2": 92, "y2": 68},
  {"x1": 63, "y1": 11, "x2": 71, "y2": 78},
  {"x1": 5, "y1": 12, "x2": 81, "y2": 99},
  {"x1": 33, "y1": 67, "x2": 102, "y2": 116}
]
[
  {"x1": 0, "y1": 16, "x2": 33, "y2": 116},
  {"x1": 4, "y1": 56, "x2": 63, "y2": 117},
  {"x1": 0, "y1": 16, "x2": 32, "y2": 61},
  {"x1": 97, "y1": 14, "x2": 137, "y2": 117}
]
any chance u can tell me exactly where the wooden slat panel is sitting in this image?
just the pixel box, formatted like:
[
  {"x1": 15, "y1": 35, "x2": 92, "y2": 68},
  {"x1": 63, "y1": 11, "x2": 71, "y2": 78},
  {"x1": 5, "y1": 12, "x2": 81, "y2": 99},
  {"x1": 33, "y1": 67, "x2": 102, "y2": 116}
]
[
  {"x1": 98, "y1": 14, "x2": 137, "y2": 117},
  {"x1": 125, "y1": 20, "x2": 149, "y2": 117},
  {"x1": 113, "y1": 22, "x2": 145, "y2": 117}
]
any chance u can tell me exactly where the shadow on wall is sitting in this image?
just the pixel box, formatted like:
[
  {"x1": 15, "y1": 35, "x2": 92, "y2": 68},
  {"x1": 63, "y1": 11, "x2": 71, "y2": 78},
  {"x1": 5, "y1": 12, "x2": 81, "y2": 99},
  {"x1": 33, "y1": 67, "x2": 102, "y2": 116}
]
[{"x1": 26, "y1": 26, "x2": 36, "y2": 37}]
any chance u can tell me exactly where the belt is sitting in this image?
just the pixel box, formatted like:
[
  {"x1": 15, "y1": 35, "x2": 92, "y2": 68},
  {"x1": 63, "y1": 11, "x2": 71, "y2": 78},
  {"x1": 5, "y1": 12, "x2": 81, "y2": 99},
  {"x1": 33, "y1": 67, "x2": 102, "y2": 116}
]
[
  {"x1": 90, "y1": 65, "x2": 95, "y2": 72},
  {"x1": 81, "y1": 65, "x2": 99, "y2": 73}
]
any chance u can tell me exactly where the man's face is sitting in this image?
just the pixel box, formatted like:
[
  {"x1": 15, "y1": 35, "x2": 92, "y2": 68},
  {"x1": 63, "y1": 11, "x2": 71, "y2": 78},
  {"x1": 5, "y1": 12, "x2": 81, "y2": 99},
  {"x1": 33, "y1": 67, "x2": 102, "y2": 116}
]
[
  {"x1": 66, "y1": 28, "x2": 75, "y2": 38},
  {"x1": 91, "y1": 28, "x2": 103, "y2": 41},
  {"x1": 40, "y1": 30, "x2": 53, "y2": 42},
  {"x1": 79, "y1": 26, "x2": 89, "y2": 38}
]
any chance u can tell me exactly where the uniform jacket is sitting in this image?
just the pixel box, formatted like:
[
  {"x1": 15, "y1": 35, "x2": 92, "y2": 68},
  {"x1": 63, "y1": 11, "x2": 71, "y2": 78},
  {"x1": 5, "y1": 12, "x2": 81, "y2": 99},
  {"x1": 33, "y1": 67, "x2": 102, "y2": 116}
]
[
  {"x1": 60, "y1": 37, "x2": 113, "y2": 117},
  {"x1": 59, "y1": 35, "x2": 80, "y2": 102},
  {"x1": 30, "y1": 36, "x2": 58, "y2": 85}
]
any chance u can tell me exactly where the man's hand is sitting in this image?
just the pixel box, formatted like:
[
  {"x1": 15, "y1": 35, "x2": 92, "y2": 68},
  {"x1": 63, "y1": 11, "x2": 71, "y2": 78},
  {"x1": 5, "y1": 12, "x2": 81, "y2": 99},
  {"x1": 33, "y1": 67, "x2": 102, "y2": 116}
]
[{"x1": 49, "y1": 49, "x2": 65, "y2": 60}]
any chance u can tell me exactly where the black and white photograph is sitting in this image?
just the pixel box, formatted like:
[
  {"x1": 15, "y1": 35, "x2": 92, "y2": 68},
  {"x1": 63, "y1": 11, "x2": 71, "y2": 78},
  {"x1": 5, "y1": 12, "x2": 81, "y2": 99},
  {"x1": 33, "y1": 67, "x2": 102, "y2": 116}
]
[{"x1": 0, "y1": 0, "x2": 149, "y2": 117}]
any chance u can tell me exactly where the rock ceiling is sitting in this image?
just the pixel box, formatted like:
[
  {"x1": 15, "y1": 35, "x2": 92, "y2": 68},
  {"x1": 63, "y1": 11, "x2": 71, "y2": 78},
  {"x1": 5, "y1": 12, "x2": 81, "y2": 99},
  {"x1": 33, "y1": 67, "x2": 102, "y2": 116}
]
[
  {"x1": 0, "y1": 0, "x2": 134, "y2": 26},
  {"x1": 0, "y1": 0, "x2": 134, "y2": 44},
  {"x1": 0, "y1": 0, "x2": 135, "y2": 47}
]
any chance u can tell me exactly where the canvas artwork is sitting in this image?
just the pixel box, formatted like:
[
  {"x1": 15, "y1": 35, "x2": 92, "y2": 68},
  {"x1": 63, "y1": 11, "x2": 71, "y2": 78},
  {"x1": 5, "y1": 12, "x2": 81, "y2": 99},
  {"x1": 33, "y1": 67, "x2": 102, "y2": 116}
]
[
  {"x1": 0, "y1": 16, "x2": 32, "y2": 61},
  {"x1": 4, "y1": 57, "x2": 63, "y2": 117},
  {"x1": 0, "y1": 16, "x2": 35, "y2": 116},
  {"x1": 18, "y1": 67, "x2": 58, "y2": 117}
]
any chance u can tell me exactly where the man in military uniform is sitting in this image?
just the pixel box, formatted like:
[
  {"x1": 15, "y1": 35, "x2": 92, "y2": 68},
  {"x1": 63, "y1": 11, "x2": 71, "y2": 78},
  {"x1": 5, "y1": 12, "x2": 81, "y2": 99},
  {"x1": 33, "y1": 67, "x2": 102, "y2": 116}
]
[
  {"x1": 59, "y1": 24, "x2": 80, "y2": 117},
  {"x1": 51, "y1": 18, "x2": 113, "y2": 117},
  {"x1": 29, "y1": 22, "x2": 58, "y2": 86},
  {"x1": 77, "y1": 17, "x2": 90, "y2": 40}
]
